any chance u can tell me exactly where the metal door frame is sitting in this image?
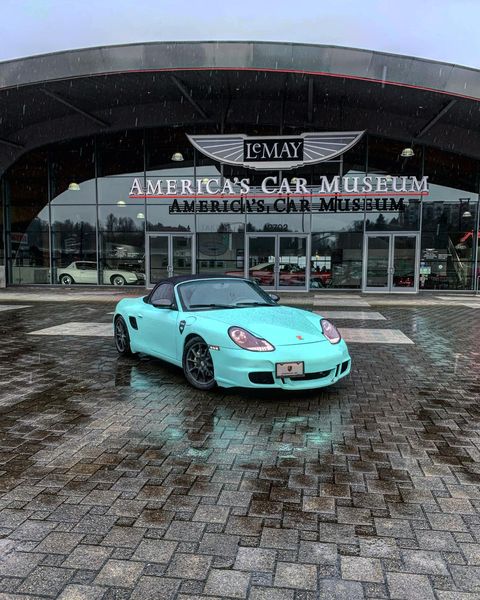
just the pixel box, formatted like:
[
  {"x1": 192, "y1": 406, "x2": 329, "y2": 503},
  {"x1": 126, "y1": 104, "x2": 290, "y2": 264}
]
[
  {"x1": 362, "y1": 232, "x2": 420, "y2": 293},
  {"x1": 246, "y1": 233, "x2": 310, "y2": 291},
  {"x1": 146, "y1": 232, "x2": 195, "y2": 288}
]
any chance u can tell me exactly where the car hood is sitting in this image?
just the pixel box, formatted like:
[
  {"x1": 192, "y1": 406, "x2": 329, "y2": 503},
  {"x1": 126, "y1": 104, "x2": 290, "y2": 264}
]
[{"x1": 195, "y1": 306, "x2": 327, "y2": 346}]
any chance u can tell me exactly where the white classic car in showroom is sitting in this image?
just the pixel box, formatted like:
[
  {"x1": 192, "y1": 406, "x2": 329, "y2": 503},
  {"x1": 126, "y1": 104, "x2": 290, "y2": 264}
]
[{"x1": 57, "y1": 261, "x2": 145, "y2": 285}]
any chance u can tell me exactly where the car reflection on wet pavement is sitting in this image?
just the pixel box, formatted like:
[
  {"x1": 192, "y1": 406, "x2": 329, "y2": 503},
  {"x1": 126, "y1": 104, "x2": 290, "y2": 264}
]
[{"x1": 0, "y1": 299, "x2": 480, "y2": 599}]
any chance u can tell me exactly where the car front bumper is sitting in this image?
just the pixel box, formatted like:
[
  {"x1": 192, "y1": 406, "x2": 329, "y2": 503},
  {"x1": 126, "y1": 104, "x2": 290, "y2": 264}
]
[{"x1": 212, "y1": 340, "x2": 351, "y2": 390}]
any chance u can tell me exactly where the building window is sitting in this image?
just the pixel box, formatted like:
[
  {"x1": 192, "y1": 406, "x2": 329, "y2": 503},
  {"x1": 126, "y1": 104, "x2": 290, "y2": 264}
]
[
  {"x1": 0, "y1": 193, "x2": 4, "y2": 268},
  {"x1": 51, "y1": 205, "x2": 97, "y2": 285},
  {"x1": 2, "y1": 127, "x2": 479, "y2": 293},
  {"x1": 365, "y1": 199, "x2": 421, "y2": 231},
  {"x1": 420, "y1": 197, "x2": 477, "y2": 290},
  {"x1": 420, "y1": 147, "x2": 479, "y2": 291},
  {"x1": 7, "y1": 150, "x2": 50, "y2": 284},
  {"x1": 311, "y1": 232, "x2": 363, "y2": 289},
  {"x1": 146, "y1": 203, "x2": 194, "y2": 232},
  {"x1": 98, "y1": 204, "x2": 145, "y2": 285},
  {"x1": 97, "y1": 130, "x2": 144, "y2": 177},
  {"x1": 197, "y1": 232, "x2": 245, "y2": 276},
  {"x1": 50, "y1": 139, "x2": 96, "y2": 204}
]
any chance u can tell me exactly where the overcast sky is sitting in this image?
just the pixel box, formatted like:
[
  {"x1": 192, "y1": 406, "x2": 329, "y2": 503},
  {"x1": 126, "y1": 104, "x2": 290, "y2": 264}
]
[{"x1": 1, "y1": 0, "x2": 479, "y2": 67}]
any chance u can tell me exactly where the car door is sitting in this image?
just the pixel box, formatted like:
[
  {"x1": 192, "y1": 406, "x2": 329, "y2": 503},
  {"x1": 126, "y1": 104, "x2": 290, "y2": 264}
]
[
  {"x1": 83, "y1": 262, "x2": 98, "y2": 284},
  {"x1": 73, "y1": 262, "x2": 87, "y2": 283},
  {"x1": 75, "y1": 262, "x2": 96, "y2": 284},
  {"x1": 136, "y1": 283, "x2": 180, "y2": 361}
]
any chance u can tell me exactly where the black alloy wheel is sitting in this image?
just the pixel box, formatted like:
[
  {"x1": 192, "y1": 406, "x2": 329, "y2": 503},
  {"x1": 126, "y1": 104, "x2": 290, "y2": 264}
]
[
  {"x1": 114, "y1": 316, "x2": 132, "y2": 355},
  {"x1": 183, "y1": 336, "x2": 216, "y2": 390}
]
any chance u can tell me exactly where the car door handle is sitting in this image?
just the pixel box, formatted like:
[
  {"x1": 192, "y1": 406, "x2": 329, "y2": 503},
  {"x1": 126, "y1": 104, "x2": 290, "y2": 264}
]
[{"x1": 137, "y1": 313, "x2": 143, "y2": 318}]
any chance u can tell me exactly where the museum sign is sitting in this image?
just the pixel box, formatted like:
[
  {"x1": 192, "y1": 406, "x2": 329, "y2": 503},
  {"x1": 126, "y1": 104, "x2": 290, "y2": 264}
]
[{"x1": 129, "y1": 132, "x2": 429, "y2": 213}]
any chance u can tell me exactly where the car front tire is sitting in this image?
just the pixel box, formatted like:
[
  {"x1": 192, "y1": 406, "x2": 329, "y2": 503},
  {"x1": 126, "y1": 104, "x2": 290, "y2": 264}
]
[
  {"x1": 59, "y1": 274, "x2": 74, "y2": 285},
  {"x1": 111, "y1": 275, "x2": 127, "y2": 286},
  {"x1": 114, "y1": 316, "x2": 132, "y2": 356},
  {"x1": 182, "y1": 336, "x2": 216, "y2": 390}
]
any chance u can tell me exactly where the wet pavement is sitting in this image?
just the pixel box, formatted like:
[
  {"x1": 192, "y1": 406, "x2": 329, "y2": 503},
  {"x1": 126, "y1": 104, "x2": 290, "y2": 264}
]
[{"x1": 0, "y1": 298, "x2": 480, "y2": 599}]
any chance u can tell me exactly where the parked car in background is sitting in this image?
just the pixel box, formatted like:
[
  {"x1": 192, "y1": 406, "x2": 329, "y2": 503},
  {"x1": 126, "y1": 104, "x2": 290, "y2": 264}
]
[
  {"x1": 393, "y1": 274, "x2": 415, "y2": 287},
  {"x1": 227, "y1": 263, "x2": 308, "y2": 286},
  {"x1": 58, "y1": 261, "x2": 145, "y2": 286}
]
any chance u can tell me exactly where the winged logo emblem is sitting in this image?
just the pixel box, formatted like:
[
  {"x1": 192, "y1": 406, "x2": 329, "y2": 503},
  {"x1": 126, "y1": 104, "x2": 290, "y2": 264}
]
[{"x1": 187, "y1": 131, "x2": 365, "y2": 171}]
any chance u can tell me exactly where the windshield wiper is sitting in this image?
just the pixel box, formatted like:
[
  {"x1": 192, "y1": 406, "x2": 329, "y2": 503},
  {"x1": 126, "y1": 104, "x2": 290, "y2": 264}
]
[
  {"x1": 235, "y1": 301, "x2": 274, "y2": 306},
  {"x1": 189, "y1": 303, "x2": 236, "y2": 309}
]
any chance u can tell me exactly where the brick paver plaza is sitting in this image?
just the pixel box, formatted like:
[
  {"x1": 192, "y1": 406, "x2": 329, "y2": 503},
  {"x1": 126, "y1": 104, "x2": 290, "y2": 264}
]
[{"x1": 1, "y1": 297, "x2": 480, "y2": 599}]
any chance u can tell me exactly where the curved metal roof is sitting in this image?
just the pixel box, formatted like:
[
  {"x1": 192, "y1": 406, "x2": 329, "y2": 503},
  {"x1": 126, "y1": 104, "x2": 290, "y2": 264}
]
[
  {"x1": 0, "y1": 41, "x2": 479, "y2": 173},
  {"x1": 1, "y1": 41, "x2": 480, "y2": 98}
]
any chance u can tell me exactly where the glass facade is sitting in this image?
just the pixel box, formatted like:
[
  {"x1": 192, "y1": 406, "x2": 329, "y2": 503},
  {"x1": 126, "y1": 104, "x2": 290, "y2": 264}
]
[{"x1": 1, "y1": 127, "x2": 479, "y2": 291}]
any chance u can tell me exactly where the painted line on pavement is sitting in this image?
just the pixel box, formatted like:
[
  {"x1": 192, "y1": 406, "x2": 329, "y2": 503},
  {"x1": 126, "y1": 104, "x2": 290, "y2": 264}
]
[
  {"x1": 0, "y1": 305, "x2": 31, "y2": 312},
  {"x1": 28, "y1": 321, "x2": 413, "y2": 344},
  {"x1": 340, "y1": 328, "x2": 413, "y2": 344},
  {"x1": 279, "y1": 297, "x2": 314, "y2": 305},
  {"x1": 316, "y1": 310, "x2": 386, "y2": 320},
  {"x1": 435, "y1": 296, "x2": 479, "y2": 300},
  {"x1": 314, "y1": 298, "x2": 371, "y2": 307},
  {"x1": 314, "y1": 294, "x2": 362, "y2": 298},
  {"x1": 29, "y1": 322, "x2": 112, "y2": 337}
]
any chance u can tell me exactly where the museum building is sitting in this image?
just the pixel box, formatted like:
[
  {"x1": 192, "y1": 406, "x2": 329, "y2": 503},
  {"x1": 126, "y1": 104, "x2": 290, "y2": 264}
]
[{"x1": 0, "y1": 41, "x2": 479, "y2": 292}]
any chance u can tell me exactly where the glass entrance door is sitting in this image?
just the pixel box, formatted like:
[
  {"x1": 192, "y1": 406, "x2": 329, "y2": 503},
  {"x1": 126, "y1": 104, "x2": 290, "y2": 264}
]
[
  {"x1": 248, "y1": 236, "x2": 276, "y2": 288},
  {"x1": 365, "y1": 236, "x2": 390, "y2": 289},
  {"x1": 392, "y1": 236, "x2": 417, "y2": 290},
  {"x1": 247, "y1": 235, "x2": 308, "y2": 290},
  {"x1": 364, "y1": 233, "x2": 419, "y2": 292},
  {"x1": 147, "y1": 234, "x2": 193, "y2": 287},
  {"x1": 278, "y1": 236, "x2": 307, "y2": 289}
]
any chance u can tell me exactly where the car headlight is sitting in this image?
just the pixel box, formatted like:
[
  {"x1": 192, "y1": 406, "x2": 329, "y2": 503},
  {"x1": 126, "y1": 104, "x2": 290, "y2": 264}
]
[
  {"x1": 228, "y1": 326, "x2": 275, "y2": 352},
  {"x1": 320, "y1": 319, "x2": 341, "y2": 344}
]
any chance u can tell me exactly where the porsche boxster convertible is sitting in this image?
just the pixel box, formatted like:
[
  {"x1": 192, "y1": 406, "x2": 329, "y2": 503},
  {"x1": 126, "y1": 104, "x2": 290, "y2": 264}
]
[{"x1": 113, "y1": 275, "x2": 351, "y2": 390}]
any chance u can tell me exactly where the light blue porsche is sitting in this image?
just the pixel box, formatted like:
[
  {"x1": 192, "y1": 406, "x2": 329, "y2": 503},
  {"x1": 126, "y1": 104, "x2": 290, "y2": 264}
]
[{"x1": 113, "y1": 275, "x2": 351, "y2": 391}]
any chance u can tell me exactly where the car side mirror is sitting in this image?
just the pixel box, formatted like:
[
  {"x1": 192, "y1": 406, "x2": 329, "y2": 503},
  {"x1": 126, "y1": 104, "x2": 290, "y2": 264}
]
[
  {"x1": 269, "y1": 293, "x2": 280, "y2": 303},
  {"x1": 152, "y1": 299, "x2": 173, "y2": 309}
]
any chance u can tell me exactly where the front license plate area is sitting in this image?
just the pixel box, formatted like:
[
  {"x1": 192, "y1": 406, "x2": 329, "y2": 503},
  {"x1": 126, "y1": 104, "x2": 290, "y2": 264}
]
[{"x1": 276, "y1": 361, "x2": 304, "y2": 378}]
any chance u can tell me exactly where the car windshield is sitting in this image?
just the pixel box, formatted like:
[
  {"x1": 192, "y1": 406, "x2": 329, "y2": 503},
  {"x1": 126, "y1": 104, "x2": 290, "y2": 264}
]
[{"x1": 178, "y1": 279, "x2": 275, "y2": 311}]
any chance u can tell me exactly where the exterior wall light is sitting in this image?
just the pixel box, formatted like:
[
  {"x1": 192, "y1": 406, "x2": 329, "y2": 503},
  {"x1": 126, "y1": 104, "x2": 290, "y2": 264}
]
[
  {"x1": 201, "y1": 178, "x2": 210, "y2": 184},
  {"x1": 117, "y1": 200, "x2": 126, "y2": 206},
  {"x1": 290, "y1": 177, "x2": 298, "y2": 184},
  {"x1": 401, "y1": 147, "x2": 415, "y2": 157},
  {"x1": 462, "y1": 210, "x2": 472, "y2": 218},
  {"x1": 171, "y1": 152, "x2": 184, "y2": 161},
  {"x1": 68, "y1": 182, "x2": 80, "y2": 191},
  {"x1": 385, "y1": 175, "x2": 393, "y2": 183},
  {"x1": 136, "y1": 212, "x2": 145, "y2": 219}
]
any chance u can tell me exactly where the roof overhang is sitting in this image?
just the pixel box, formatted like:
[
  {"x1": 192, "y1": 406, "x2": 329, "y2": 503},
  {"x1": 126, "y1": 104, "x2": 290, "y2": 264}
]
[{"x1": 0, "y1": 41, "x2": 479, "y2": 173}]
